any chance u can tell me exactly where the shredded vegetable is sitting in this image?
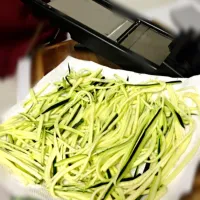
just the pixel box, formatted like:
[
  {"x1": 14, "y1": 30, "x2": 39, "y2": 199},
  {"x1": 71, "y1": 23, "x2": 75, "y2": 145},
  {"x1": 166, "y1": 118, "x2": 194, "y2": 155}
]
[{"x1": 0, "y1": 67, "x2": 200, "y2": 200}]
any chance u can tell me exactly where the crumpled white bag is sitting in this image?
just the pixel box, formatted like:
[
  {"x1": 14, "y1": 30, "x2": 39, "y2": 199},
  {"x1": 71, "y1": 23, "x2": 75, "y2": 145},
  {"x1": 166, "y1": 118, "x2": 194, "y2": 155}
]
[{"x1": 1, "y1": 56, "x2": 200, "y2": 200}]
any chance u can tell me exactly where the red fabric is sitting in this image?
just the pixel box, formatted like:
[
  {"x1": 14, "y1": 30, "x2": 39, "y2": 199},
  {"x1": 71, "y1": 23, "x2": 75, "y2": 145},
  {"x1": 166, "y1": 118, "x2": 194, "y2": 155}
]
[{"x1": 0, "y1": 0, "x2": 59, "y2": 78}]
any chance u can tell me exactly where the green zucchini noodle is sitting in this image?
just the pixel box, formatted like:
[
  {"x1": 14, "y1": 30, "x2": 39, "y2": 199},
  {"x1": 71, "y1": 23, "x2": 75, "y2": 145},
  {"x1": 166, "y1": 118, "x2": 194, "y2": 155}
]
[{"x1": 0, "y1": 68, "x2": 200, "y2": 200}]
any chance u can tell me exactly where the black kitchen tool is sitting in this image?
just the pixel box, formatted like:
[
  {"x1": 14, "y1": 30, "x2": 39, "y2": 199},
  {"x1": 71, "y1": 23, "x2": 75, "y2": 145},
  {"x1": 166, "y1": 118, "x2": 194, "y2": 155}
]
[{"x1": 21, "y1": 0, "x2": 198, "y2": 77}]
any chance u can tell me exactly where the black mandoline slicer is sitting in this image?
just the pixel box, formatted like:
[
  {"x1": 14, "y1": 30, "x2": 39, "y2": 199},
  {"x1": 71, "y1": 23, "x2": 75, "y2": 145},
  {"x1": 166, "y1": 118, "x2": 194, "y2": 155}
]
[{"x1": 22, "y1": 0, "x2": 200, "y2": 78}]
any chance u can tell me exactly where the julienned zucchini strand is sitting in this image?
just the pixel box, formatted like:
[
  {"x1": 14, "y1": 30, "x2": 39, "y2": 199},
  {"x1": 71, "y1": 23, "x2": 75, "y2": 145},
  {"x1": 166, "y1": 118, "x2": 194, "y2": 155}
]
[{"x1": 0, "y1": 67, "x2": 199, "y2": 200}]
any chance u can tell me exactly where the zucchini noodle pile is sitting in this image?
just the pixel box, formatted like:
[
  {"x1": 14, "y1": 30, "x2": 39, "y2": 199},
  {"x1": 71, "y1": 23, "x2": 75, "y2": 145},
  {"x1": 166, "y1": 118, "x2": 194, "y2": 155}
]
[{"x1": 0, "y1": 67, "x2": 200, "y2": 200}]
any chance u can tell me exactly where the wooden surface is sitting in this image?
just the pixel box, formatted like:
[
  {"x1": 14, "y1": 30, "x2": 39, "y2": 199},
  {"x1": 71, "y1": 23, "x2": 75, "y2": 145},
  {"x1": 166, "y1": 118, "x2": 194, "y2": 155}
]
[
  {"x1": 32, "y1": 40, "x2": 200, "y2": 200},
  {"x1": 32, "y1": 40, "x2": 119, "y2": 86}
]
